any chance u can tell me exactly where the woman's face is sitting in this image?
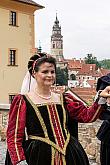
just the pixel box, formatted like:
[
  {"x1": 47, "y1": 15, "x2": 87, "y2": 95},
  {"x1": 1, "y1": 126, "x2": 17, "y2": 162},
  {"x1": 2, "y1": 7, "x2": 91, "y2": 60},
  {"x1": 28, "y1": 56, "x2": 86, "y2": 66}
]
[{"x1": 33, "y1": 62, "x2": 56, "y2": 87}]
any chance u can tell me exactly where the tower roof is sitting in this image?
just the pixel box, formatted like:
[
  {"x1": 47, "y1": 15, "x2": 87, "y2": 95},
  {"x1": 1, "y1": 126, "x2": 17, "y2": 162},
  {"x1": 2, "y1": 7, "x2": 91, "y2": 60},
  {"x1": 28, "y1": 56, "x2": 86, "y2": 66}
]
[{"x1": 54, "y1": 13, "x2": 59, "y2": 25}]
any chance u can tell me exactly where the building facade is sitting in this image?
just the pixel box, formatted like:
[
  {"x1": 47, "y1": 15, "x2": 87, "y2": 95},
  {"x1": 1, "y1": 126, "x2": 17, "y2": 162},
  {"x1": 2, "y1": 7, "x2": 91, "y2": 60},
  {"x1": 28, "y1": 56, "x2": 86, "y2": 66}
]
[{"x1": 0, "y1": 0, "x2": 43, "y2": 104}]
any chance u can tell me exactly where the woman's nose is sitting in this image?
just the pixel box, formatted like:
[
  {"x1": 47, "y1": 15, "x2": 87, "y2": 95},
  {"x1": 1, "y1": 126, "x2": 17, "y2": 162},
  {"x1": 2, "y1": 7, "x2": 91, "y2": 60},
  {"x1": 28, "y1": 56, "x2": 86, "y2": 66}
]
[{"x1": 48, "y1": 72, "x2": 52, "y2": 76}]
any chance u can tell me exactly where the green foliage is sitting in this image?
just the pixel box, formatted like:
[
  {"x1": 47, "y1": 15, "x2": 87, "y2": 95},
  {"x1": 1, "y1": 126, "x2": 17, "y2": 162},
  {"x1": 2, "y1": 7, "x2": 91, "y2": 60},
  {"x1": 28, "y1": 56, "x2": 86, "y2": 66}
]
[
  {"x1": 98, "y1": 59, "x2": 110, "y2": 69},
  {"x1": 84, "y1": 54, "x2": 110, "y2": 69},
  {"x1": 84, "y1": 54, "x2": 101, "y2": 67},
  {"x1": 56, "y1": 67, "x2": 68, "y2": 86}
]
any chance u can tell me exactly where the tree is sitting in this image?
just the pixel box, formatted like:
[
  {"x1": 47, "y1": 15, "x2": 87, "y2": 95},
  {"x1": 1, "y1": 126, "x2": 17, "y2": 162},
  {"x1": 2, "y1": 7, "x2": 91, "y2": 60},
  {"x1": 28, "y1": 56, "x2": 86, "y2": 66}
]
[
  {"x1": 84, "y1": 54, "x2": 100, "y2": 67},
  {"x1": 56, "y1": 67, "x2": 68, "y2": 86},
  {"x1": 99, "y1": 59, "x2": 110, "y2": 69}
]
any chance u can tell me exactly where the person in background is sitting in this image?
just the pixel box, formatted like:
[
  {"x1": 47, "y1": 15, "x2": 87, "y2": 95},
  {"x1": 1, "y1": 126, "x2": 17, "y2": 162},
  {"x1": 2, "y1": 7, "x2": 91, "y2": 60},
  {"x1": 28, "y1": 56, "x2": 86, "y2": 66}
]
[
  {"x1": 5, "y1": 53, "x2": 110, "y2": 165},
  {"x1": 96, "y1": 73, "x2": 110, "y2": 165}
]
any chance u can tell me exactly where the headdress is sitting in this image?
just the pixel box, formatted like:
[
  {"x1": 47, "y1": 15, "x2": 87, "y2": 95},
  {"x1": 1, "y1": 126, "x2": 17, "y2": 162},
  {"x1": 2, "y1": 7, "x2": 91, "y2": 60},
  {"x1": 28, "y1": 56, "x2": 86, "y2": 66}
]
[
  {"x1": 96, "y1": 73, "x2": 110, "y2": 91},
  {"x1": 20, "y1": 53, "x2": 52, "y2": 94},
  {"x1": 28, "y1": 53, "x2": 47, "y2": 76}
]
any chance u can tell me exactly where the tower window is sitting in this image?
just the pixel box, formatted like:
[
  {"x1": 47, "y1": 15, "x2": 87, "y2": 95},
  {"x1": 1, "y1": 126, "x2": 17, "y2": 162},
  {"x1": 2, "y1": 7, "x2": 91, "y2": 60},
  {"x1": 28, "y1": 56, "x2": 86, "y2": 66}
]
[
  {"x1": 9, "y1": 11, "x2": 17, "y2": 26},
  {"x1": 53, "y1": 43, "x2": 55, "y2": 48}
]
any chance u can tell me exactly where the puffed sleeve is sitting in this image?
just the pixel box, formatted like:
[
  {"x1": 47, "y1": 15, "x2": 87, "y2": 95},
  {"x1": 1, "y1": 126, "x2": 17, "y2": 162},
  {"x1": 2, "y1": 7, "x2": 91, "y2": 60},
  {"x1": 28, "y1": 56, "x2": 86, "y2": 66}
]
[
  {"x1": 64, "y1": 93, "x2": 104, "y2": 123},
  {"x1": 7, "y1": 94, "x2": 27, "y2": 165}
]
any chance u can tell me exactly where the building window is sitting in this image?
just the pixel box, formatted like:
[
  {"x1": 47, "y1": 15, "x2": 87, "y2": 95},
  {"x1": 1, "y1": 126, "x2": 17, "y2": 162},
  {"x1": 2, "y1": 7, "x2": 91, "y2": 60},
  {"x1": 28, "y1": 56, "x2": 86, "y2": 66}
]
[
  {"x1": 9, "y1": 95, "x2": 15, "y2": 104},
  {"x1": 9, "y1": 49, "x2": 16, "y2": 66},
  {"x1": 9, "y1": 11, "x2": 17, "y2": 26},
  {"x1": 53, "y1": 43, "x2": 55, "y2": 48}
]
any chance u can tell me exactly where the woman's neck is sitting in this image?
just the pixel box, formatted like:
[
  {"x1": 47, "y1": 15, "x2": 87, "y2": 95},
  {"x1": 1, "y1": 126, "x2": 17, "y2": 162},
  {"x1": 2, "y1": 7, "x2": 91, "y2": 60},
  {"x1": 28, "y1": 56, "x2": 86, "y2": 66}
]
[{"x1": 35, "y1": 85, "x2": 51, "y2": 96}]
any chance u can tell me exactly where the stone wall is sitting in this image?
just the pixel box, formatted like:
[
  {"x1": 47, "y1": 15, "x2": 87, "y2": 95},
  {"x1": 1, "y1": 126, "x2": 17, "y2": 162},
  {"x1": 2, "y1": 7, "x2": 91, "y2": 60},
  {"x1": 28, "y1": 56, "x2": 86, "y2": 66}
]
[
  {"x1": 0, "y1": 110, "x2": 8, "y2": 141},
  {"x1": 79, "y1": 120, "x2": 102, "y2": 165}
]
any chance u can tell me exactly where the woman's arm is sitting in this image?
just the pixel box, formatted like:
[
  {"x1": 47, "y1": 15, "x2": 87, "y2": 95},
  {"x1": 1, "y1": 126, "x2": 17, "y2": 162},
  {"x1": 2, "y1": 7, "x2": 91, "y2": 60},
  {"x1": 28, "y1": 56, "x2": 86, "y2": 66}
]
[
  {"x1": 64, "y1": 92, "x2": 104, "y2": 123},
  {"x1": 7, "y1": 94, "x2": 27, "y2": 165}
]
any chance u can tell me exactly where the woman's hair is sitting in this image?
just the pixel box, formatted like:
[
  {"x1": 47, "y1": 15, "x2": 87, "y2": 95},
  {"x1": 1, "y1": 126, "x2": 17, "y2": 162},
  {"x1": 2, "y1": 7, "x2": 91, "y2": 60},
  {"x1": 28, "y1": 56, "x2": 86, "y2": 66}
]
[{"x1": 28, "y1": 53, "x2": 56, "y2": 76}]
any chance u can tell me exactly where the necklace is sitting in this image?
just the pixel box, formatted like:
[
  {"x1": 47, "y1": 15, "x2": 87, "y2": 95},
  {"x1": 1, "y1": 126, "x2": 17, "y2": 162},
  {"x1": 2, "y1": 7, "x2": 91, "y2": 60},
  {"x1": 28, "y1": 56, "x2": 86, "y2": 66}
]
[{"x1": 36, "y1": 91, "x2": 52, "y2": 100}]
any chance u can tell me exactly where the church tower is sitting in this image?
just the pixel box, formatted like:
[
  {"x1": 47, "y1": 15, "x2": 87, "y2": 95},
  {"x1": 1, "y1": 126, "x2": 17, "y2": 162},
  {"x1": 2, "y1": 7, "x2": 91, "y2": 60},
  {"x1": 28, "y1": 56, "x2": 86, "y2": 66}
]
[{"x1": 51, "y1": 14, "x2": 64, "y2": 61}]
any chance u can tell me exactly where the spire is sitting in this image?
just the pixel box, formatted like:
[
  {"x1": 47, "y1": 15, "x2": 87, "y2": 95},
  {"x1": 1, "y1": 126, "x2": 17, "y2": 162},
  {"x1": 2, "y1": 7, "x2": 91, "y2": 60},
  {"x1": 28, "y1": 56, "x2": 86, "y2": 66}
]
[
  {"x1": 37, "y1": 40, "x2": 42, "y2": 53},
  {"x1": 54, "y1": 12, "x2": 59, "y2": 25}
]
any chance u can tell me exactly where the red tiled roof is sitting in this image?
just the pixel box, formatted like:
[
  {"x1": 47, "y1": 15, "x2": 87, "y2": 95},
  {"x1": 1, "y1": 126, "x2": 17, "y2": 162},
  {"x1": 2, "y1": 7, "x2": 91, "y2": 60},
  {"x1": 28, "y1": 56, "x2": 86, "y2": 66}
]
[
  {"x1": 99, "y1": 68, "x2": 110, "y2": 76},
  {"x1": 76, "y1": 64, "x2": 101, "y2": 77},
  {"x1": 67, "y1": 59, "x2": 85, "y2": 70},
  {"x1": 71, "y1": 87, "x2": 96, "y2": 104},
  {"x1": 87, "y1": 80, "x2": 96, "y2": 87}
]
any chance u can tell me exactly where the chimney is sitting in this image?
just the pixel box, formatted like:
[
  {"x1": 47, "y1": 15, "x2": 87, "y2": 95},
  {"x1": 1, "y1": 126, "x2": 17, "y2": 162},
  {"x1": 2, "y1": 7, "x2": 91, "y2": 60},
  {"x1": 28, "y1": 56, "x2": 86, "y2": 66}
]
[{"x1": 90, "y1": 66, "x2": 93, "y2": 70}]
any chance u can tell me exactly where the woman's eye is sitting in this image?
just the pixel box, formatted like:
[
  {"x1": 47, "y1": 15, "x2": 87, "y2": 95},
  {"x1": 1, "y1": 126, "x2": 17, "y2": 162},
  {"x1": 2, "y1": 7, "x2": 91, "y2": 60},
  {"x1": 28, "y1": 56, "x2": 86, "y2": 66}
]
[
  {"x1": 42, "y1": 70, "x2": 48, "y2": 74},
  {"x1": 51, "y1": 70, "x2": 55, "y2": 74}
]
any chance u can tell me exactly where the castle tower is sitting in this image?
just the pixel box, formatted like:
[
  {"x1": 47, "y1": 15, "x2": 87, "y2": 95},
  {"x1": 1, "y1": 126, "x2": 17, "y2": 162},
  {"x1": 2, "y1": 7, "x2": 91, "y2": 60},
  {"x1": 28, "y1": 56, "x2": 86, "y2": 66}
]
[{"x1": 51, "y1": 13, "x2": 64, "y2": 61}]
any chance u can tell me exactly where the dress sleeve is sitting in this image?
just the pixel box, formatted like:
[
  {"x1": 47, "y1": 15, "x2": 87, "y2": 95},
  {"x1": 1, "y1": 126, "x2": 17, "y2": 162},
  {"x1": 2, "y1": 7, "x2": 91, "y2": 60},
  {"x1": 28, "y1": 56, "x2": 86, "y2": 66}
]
[
  {"x1": 64, "y1": 93, "x2": 104, "y2": 123},
  {"x1": 7, "y1": 94, "x2": 27, "y2": 165}
]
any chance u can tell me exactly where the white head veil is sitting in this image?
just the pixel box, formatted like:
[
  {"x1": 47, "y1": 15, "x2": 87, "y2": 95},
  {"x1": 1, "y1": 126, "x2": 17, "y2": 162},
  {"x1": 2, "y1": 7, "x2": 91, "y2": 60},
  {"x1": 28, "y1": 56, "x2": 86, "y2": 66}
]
[{"x1": 20, "y1": 71, "x2": 36, "y2": 94}]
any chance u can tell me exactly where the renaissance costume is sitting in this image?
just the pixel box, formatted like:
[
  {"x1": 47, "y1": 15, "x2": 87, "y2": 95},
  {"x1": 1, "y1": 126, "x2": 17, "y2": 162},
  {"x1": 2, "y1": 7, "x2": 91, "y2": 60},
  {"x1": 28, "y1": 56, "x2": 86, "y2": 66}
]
[
  {"x1": 96, "y1": 73, "x2": 110, "y2": 165},
  {"x1": 5, "y1": 91, "x2": 104, "y2": 165}
]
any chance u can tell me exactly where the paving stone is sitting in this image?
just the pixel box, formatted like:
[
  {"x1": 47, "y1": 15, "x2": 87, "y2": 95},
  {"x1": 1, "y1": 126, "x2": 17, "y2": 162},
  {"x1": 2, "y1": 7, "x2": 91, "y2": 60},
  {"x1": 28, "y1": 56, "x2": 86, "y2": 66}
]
[{"x1": 0, "y1": 141, "x2": 6, "y2": 164}]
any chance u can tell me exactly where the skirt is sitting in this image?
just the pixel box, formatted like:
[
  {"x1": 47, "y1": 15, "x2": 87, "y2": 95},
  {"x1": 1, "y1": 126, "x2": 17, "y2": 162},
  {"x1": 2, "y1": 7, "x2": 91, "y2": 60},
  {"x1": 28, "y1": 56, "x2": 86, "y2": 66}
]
[{"x1": 5, "y1": 136, "x2": 90, "y2": 165}]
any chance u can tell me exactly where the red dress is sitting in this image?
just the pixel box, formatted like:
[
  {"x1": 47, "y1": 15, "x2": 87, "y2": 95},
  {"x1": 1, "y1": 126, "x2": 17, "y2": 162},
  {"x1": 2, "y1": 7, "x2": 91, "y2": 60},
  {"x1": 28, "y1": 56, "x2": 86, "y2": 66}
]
[{"x1": 5, "y1": 93, "x2": 103, "y2": 165}]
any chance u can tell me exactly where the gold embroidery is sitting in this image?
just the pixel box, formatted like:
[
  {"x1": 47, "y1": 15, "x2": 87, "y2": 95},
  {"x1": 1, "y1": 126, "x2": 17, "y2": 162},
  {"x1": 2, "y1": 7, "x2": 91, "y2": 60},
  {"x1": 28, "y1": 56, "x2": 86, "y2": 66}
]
[
  {"x1": 60, "y1": 94, "x2": 68, "y2": 136},
  {"x1": 62, "y1": 154, "x2": 66, "y2": 165},
  {"x1": 25, "y1": 94, "x2": 70, "y2": 155},
  {"x1": 89, "y1": 105, "x2": 101, "y2": 122},
  {"x1": 25, "y1": 94, "x2": 49, "y2": 138},
  {"x1": 28, "y1": 133, "x2": 70, "y2": 155},
  {"x1": 47, "y1": 104, "x2": 58, "y2": 145},
  {"x1": 14, "y1": 97, "x2": 22, "y2": 161},
  {"x1": 54, "y1": 104, "x2": 65, "y2": 144},
  {"x1": 51, "y1": 147, "x2": 55, "y2": 165},
  {"x1": 47, "y1": 104, "x2": 65, "y2": 148}
]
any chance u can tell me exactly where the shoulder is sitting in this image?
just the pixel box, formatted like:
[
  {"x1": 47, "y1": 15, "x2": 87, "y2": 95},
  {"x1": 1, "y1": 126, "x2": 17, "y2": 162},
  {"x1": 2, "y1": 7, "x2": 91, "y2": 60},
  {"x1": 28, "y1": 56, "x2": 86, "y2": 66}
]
[
  {"x1": 11, "y1": 94, "x2": 25, "y2": 106},
  {"x1": 51, "y1": 92, "x2": 61, "y2": 103},
  {"x1": 63, "y1": 92, "x2": 77, "y2": 102}
]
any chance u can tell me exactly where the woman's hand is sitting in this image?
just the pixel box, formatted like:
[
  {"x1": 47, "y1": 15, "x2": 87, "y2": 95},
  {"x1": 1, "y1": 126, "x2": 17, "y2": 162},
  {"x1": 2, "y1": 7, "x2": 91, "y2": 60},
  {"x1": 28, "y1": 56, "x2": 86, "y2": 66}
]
[
  {"x1": 17, "y1": 160, "x2": 28, "y2": 165},
  {"x1": 100, "y1": 86, "x2": 110, "y2": 98}
]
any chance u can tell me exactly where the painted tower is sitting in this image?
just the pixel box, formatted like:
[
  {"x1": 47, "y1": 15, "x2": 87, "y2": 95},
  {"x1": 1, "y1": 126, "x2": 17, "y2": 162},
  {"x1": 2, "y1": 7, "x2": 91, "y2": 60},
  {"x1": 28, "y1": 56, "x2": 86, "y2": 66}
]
[{"x1": 51, "y1": 14, "x2": 64, "y2": 61}]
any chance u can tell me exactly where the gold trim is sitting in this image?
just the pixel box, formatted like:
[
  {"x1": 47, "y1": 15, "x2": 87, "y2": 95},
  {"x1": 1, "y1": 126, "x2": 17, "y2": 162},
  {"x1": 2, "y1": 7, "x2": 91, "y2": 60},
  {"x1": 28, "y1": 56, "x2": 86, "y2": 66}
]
[
  {"x1": 25, "y1": 94, "x2": 49, "y2": 138},
  {"x1": 60, "y1": 94, "x2": 68, "y2": 136},
  {"x1": 28, "y1": 134, "x2": 70, "y2": 155},
  {"x1": 51, "y1": 147, "x2": 55, "y2": 165},
  {"x1": 25, "y1": 94, "x2": 70, "y2": 155},
  {"x1": 89, "y1": 104, "x2": 102, "y2": 122},
  {"x1": 54, "y1": 104, "x2": 65, "y2": 144},
  {"x1": 47, "y1": 104, "x2": 58, "y2": 145},
  {"x1": 62, "y1": 154, "x2": 66, "y2": 165},
  {"x1": 14, "y1": 98, "x2": 22, "y2": 161}
]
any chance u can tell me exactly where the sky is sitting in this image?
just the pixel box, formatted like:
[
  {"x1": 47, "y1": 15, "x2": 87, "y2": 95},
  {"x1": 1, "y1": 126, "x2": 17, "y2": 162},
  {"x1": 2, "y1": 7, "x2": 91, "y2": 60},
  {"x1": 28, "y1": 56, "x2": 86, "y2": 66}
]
[{"x1": 34, "y1": 0, "x2": 110, "y2": 60}]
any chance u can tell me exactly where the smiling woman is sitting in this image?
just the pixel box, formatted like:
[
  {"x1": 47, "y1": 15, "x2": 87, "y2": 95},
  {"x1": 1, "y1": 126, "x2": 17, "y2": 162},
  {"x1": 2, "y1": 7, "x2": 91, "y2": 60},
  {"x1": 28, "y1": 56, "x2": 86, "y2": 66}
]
[{"x1": 5, "y1": 52, "x2": 110, "y2": 165}]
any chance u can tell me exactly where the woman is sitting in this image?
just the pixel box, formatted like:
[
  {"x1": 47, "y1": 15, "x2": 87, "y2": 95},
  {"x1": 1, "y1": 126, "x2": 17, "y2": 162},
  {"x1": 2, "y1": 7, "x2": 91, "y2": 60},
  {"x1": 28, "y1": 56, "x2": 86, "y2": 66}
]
[
  {"x1": 96, "y1": 73, "x2": 110, "y2": 165},
  {"x1": 6, "y1": 53, "x2": 110, "y2": 165}
]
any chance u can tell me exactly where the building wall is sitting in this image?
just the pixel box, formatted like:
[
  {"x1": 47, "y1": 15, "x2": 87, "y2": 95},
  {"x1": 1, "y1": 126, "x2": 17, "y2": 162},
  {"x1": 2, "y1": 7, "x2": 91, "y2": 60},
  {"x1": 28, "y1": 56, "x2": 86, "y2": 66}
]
[{"x1": 0, "y1": 0, "x2": 41, "y2": 103}]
